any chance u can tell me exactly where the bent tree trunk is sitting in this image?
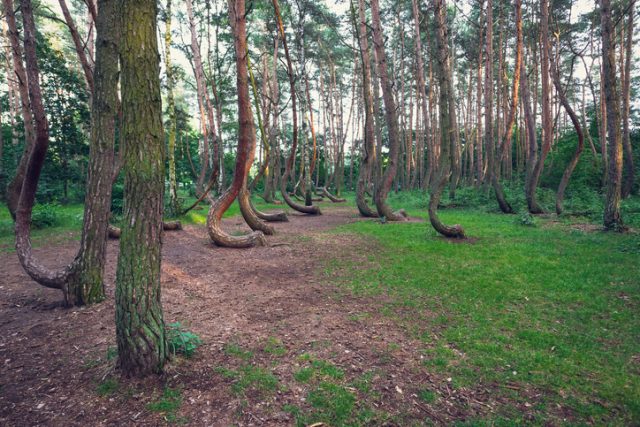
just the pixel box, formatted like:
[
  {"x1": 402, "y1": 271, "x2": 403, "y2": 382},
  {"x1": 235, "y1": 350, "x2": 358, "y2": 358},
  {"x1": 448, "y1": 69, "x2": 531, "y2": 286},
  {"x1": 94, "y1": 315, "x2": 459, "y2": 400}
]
[
  {"x1": 352, "y1": 0, "x2": 377, "y2": 218},
  {"x1": 429, "y1": 0, "x2": 465, "y2": 239},
  {"x1": 3, "y1": 0, "x2": 36, "y2": 218},
  {"x1": 66, "y1": 0, "x2": 119, "y2": 305},
  {"x1": 491, "y1": 0, "x2": 523, "y2": 214},
  {"x1": 115, "y1": 0, "x2": 168, "y2": 377},
  {"x1": 207, "y1": 0, "x2": 266, "y2": 248},
  {"x1": 272, "y1": 0, "x2": 320, "y2": 215},
  {"x1": 552, "y1": 60, "x2": 584, "y2": 215},
  {"x1": 14, "y1": 0, "x2": 117, "y2": 307},
  {"x1": 370, "y1": 0, "x2": 405, "y2": 221}
]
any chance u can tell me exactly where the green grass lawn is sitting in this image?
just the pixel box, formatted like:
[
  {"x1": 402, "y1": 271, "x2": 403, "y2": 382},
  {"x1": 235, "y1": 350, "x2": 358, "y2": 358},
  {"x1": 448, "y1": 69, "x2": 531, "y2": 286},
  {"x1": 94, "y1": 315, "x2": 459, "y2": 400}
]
[{"x1": 332, "y1": 197, "x2": 640, "y2": 424}]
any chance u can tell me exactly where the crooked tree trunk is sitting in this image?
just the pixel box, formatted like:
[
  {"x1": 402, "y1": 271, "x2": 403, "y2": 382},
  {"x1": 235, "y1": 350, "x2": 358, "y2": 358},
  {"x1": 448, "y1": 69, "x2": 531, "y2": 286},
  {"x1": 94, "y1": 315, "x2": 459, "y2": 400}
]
[
  {"x1": 601, "y1": 0, "x2": 624, "y2": 230},
  {"x1": 3, "y1": 0, "x2": 36, "y2": 217},
  {"x1": 14, "y1": 0, "x2": 117, "y2": 307},
  {"x1": 115, "y1": 0, "x2": 168, "y2": 377},
  {"x1": 551, "y1": 58, "x2": 584, "y2": 215},
  {"x1": 58, "y1": 0, "x2": 94, "y2": 93},
  {"x1": 207, "y1": 0, "x2": 266, "y2": 248},
  {"x1": 164, "y1": 0, "x2": 180, "y2": 216},
  {"x1": 491, "y1": 0, "x2": 523, "y2": 214},
  {"x1": 66, "y1": 0, "x2": 119, "y2": 305},
  {"x1": 370, "y1": 0, "x2": 405, "y2": 221},
  {"x1": 272, "y1": 0, "x2": 320, "y2": 215},
  {"x1": 352, "y1": 0, "x2": 377, "y2": 217},
  {"x1": 428, "y1": 0, "x2": 465, "y2": 239}
]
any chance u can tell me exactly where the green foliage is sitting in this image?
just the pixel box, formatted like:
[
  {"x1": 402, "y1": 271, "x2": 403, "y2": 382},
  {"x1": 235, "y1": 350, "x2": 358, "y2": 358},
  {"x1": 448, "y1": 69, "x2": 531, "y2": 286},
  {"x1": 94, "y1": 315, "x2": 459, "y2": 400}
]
[
  {"x1": 516, "y1": 212, "x2": 536, "y2": 227},
  {"x1": 31, "y1": 203, "x2": 64, "y2": 229},
  {"x1": 166, "y1": 322, "x2": 202, "y2": 358}
]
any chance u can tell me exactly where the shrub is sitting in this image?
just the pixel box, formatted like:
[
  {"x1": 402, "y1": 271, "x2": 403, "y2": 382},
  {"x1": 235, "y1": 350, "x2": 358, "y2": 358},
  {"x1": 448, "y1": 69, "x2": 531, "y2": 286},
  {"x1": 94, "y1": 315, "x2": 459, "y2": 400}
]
[
  {"x1": 166, "y1": 322, "x2": 202, "y2": 358},
  {"x1": 31, "y1": 203, "x2": 63, "y2": 229}
]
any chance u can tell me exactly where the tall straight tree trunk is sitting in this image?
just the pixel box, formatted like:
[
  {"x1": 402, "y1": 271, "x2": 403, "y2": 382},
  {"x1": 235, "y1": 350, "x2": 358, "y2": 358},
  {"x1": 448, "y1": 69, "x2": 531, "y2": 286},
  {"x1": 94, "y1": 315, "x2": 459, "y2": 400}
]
[
  {"x1": 475, "y1": 0, "x2": 485, "y2": 188},
  {"x1": 621, "y1": 1, "x2": 634, "y2": 197},
  {"x1": 116, "y1": 0, "x2": 168, "y2": 376},
  {"x1": 164, "y1": 0, "x2": 179, "y2": 216},
  {"x1": 484, "y1": 0, "x2": 495, "y2": 194},
  {"x1": 600, "y1": 0, "x2": 624, "y2": 230},
  {"x1": 526, "y1": 0, "x2": 551, "y2": 214},
  {"x1": 3, "y1": 0, "x2": 36, "y2": 218},
  {"x1": 370, "y1": 0, "x2": 405, "y2": 221},
  {"x1": 429, "y1": 0, "x2": 465, "y2": 238},
  {"x1": 411, "y1": 0, "x2": 433, "y2": 192},
  {"x1": 352, "y1": 0, "x2": 377, "y2": 217},
  {"x1": 187, "y1": 0, "x2": 218, "y2": 194}
]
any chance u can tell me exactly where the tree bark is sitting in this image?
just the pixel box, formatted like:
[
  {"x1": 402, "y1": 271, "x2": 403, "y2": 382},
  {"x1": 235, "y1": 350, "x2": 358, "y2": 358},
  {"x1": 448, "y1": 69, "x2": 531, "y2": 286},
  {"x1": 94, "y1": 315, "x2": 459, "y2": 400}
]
[
  {"x1": 115, "y1": 0, "x2": 168, "y2": 376},
  {"x1": 621, "y1": 0, "x2": 634, "y2": 197},
  {"x1": 58, "y1": 0, "x2": 94, "y2": 92},
  {"x1": 370, "y1": 0, "x2": 405, "y2": 221},
  {"x1": 600, "y1": 0, "x2": 624, "y2": 230},
  {"x1": 352, "y1": 0, "x2": 377, "y2": 217},
  {"x1": 3, "y1": 0, "x2": 36, "y2": 218},
  {"x1": 272, "y1": 0, "x2": 320, "y2": 215},
  {"x1": 551, "y1": 56, "x2": 584, "y2": 215},
  {"x1": 526, "y1": 0, "x2": 551, "y2": 214},
  {"x1": 66, "y1": 0, "x2": 119, "y2": 305},
  {"x1": 429, "y1": 0, "x2": 465, "y2": 239},
  {"x1": 164, "y1": 0, "x2": 180, "y2": 216},
  {"x1": 491, "y1": 0, "x2": 523, "y2": 214},
  {"x1": 207, "y1": 0, "x2": 267, "y2": 248}
]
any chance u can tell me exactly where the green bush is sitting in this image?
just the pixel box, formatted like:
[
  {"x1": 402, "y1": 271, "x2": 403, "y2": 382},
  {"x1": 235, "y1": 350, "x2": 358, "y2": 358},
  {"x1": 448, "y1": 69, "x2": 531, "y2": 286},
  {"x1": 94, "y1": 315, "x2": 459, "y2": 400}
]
[
  {"x1": 31, "y1": 203, "x2": 63, "y2": 229},
  {"x1": 166, "y1": 322, "x2": 202, "y2": 358}
]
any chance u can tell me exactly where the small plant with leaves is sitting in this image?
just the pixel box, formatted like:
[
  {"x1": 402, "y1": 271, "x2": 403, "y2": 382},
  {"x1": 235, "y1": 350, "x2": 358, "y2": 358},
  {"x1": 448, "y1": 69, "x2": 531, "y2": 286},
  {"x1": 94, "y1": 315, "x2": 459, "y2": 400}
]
[
  {"x1": 166, "y1": 322, "x2": 202, "y2": 358},
  {"x1": 517, "y1": 212, "x2": 536, "y2": 227}
]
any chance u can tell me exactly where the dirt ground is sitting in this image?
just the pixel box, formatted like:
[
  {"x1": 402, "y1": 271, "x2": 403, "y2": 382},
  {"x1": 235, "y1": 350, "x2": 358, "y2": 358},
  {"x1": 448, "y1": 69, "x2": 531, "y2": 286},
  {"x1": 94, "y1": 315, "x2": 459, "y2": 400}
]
[{"x1": 0, "y1": 203, "x2": 502, "y2": 426}]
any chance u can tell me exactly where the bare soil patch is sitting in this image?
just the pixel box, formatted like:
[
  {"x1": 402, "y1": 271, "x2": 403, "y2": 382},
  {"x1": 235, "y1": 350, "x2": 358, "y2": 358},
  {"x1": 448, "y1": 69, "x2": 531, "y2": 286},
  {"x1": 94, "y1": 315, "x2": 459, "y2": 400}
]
[{"x1": 0, "y1": 202, "x2": 504, "y2": 426}]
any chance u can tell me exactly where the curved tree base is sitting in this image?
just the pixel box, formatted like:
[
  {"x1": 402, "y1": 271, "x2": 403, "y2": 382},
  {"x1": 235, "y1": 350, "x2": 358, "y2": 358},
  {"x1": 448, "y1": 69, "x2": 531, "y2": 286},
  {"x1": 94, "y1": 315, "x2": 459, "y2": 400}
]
[
  {"x1": 374, "y1": 192, "x2": 407, "y2": 222},
  {"x1": 239, "y1": 186, "x2": 275, "y2": 235},
  {"x1": 356, "y1": 183, "x2": 378, "y2": 218},
  {"x1": 108, "y1": 221, "x2": 182, "y2": 239},
  {"x1": 491, "y1": 176, "x2": 514, "y2": 214},
  {"x1": 207, "y1": 189, "x2": 266, "y2": 248},
  {"x1": 428, "y1": 174, "x2": 466, "y2": 239},
  {"x1": 248, "y1": 197, "x2": 288, "y2": 222},
  {"x1": 319, "y1": 187, "x2": 346, "y2": 203},
  {"x1": 281, "y1": 179, "x2": 321, "y2": 215}
]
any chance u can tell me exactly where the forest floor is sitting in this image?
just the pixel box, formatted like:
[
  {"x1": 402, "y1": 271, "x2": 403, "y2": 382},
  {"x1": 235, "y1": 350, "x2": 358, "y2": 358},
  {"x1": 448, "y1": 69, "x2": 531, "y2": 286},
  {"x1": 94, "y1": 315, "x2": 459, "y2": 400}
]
[{"x1": 0, "y1": 198, "x2": 639, "y2": 426}]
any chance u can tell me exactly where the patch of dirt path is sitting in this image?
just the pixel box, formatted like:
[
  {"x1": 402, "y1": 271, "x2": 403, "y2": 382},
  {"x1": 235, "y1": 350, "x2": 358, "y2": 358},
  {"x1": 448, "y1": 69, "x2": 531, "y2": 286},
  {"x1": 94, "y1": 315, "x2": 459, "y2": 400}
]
[{"x1": 0, "y1": 203, "x2": 490, "y2": 426}]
